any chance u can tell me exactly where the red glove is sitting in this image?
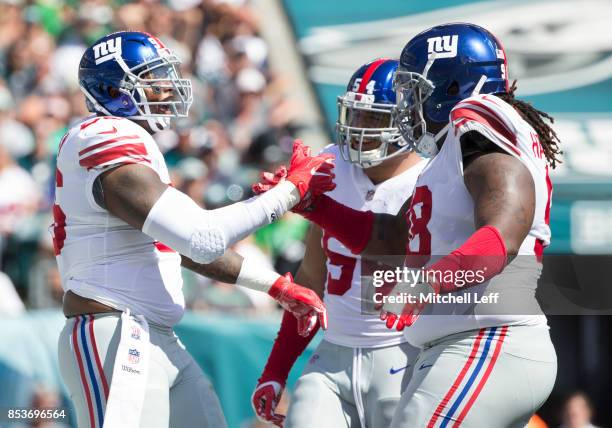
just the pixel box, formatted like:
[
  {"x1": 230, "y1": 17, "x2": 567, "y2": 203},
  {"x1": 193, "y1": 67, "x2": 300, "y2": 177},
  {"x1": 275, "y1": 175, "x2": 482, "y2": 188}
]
[
  {"x1": 251, "y1": 380, "x2": 285, "y2": 427},
  {"x1": 252, "y1": 310, "x2": 320, "y2": 427},
  {"x1": 268, "y1": 273, "x2": 328, "y2": 336},
  {"x1": 252, "y1": 165, "x2": 287, "y2": 195},
  {"x1": 253, "y1": 165, "x2": 313, "y2": 214},
  {"x1": 253, "y1": 140, "x2": 335, "y2": 212},
  {"x1": 379, "y1": 279, "x2": 440, "y2": 330},
  {"x1": 253, "y1": 155, "x2": 373, "y2": 255},
  {"x1": 286, "y1": 140, "x2": 335, "y2": 200}
]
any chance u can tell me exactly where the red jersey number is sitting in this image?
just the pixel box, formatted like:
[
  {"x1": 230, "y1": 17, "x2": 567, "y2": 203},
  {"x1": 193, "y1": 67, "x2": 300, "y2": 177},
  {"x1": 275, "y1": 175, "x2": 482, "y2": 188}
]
[
  {"x1": 405, "y1": 186, "x2": 432, "y2": 267},
  {"x1": 322, "y1": 234, "x2": 356, "y2": 296},
  {"x1": 52, "y1": 167, "x2": 66, "y2": 255}
]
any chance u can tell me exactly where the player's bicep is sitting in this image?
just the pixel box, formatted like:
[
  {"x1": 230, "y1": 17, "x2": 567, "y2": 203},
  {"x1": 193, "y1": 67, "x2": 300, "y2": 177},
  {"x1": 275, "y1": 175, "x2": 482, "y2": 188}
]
[
  {"x1": 294, "y1": 224, "x2": 327, "y2": 299},
  {"x1": 98, "y1": 163, "x2": 168, "y2": 230},
  {"x1": 463, "y1": 151, "x2": 535, "y2": 255}
]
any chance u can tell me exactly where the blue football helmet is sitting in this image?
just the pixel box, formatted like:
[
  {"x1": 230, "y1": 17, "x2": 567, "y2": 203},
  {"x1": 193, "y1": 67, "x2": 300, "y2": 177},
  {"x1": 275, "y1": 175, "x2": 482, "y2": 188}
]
[
  {"x1": 392, "y1": 23, "x2": 509, "y2": 156},
  {"x1": 79, "y1": 31, "x2": 193, "y2": 131},
  {"x1": 336, "y1": 58, "x2": 408, "y2": 168}
]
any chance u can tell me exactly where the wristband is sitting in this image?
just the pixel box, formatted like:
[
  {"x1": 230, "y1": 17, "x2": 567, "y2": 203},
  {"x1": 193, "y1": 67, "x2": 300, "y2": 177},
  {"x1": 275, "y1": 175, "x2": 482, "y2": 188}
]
[
  {"x1": 236, "y1": 258, "x2": 281, "y2": 293},
  {"x1": 427, "y1": 225, "x2": 507, "y2": 293}
]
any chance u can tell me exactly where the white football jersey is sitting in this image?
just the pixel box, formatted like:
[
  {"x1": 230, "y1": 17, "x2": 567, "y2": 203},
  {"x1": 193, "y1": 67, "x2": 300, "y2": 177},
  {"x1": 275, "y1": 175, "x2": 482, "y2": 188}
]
[
  {"x1": 321, "y1": 145, "x2": 428, "y2": 348},
  {"x1": 52, "y1": 115, "x2": 184, "y2": 327},
  {"x1": 403, "y1": 94, "x2": 553, "y2": 347}
]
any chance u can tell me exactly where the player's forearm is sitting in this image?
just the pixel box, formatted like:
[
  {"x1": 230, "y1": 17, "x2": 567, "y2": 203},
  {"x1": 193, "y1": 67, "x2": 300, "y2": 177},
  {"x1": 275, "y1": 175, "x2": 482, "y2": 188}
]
[
  {"x1": 181, "y1": 251, "x2": 244, "y2": 284},
  {"x1": 260, "y1": 309, "x2": 319, "y2": 383},
  {"x1": 213, "y1": 180, "x2": 300, "y2": 244},
  {"x1": 303, "y1": 195, "x2": 402, "y2": 256},
  {"x1": 301, "y1": 194, "x2": 373, "y2": 255},
  {"x1": 294, "y1": 264, "x2": 325, "y2": 299},
  {"x1": 293, "y1": 225, "x2": 327, "y2": 299},
  {"x1": 427, "y1": 226, "x2": 507, "y2": 293},
  {"x1": 181, "y1": 251, "x2": 284, "y2": 294},
  {"x1": 362, "y1": 212, "x2": 409, "y2": 256}
]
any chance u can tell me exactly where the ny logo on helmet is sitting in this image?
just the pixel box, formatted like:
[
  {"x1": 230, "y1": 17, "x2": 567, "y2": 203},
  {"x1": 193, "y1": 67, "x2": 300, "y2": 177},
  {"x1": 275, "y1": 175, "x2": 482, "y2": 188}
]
[
  {"x1": 427, "y1": 35, "x2": 458, "y2": 59},
  {"x1": 93, "y1": 37, "x2": 122, "y2": 65}
]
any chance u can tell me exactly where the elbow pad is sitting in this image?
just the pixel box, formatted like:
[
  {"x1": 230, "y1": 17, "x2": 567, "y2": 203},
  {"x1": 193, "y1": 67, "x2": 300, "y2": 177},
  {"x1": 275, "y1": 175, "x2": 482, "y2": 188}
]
[{"x1": 142, "y1": 187, "x2": 226, "y2": 263}]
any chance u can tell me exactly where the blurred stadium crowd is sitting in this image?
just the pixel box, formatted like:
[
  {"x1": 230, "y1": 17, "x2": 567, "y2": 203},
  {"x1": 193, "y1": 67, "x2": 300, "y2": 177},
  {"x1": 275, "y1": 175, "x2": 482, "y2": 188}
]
[
  {"x1": 0, "y1": 0, "x2": 308, "y2": 317},
  {"x1": 0, "y1": 2, "x2": 607, "y2": 427}
]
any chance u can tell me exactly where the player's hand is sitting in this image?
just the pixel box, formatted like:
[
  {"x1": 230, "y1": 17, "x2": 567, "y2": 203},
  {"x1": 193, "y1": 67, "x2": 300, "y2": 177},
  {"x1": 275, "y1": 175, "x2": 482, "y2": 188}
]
[
  {"x1": 378, "y1": 275, "x2": 439, "y2": 331},
  {"x1": 251, "y1": 379, "x2": 285, "y2": 427},
  {"x1": 252, "y1": 165, "x2": 288, "y2": 194},
  {"x1": 268, "y1": 273, "x2": 328, "y2": 336},
  {"x1": 286, "y1": 140, "x2": 335, "y2": 200},
  {"x1": 253, "y1": 165, "x2": 314, "y2": 215},
  {"x1": 253, "y1": 162, "x2": 329, "y2": 215},
  {"x1": 253, "y1": 140, "x2": 335, "y2": 210}
]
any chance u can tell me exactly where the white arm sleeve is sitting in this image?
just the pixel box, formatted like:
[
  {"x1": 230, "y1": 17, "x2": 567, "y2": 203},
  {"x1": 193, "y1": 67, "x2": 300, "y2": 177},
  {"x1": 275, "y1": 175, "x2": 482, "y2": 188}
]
[
  {"x1": 142, "y1": 182, "x2": 300, "y2": 264},
  {"x1": 236, "y1": 257, "x2": 281, "y2": 293}
]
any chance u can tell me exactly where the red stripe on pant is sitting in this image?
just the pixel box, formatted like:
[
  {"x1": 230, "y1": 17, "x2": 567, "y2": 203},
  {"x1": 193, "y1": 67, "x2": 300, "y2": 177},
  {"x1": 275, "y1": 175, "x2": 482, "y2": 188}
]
[
  {"x1": 88, "y1": 314, "x2": 110, "y2": 399},
  {"x1": 72, "y1": 316, "x2": 96, "y2": 428},
  {"x1": 427, "y1": 329, "x2": 486, "y2": 428},
  {"x1": 452, "y1": 326, "x2": 508, "y2": 426}
]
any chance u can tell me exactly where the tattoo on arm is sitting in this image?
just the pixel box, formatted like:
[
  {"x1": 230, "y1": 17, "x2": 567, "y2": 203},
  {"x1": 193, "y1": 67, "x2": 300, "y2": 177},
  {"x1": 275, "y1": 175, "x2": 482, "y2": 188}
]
[{"x1": 181, "y1": 250, "x2": 244, "y2": 284}]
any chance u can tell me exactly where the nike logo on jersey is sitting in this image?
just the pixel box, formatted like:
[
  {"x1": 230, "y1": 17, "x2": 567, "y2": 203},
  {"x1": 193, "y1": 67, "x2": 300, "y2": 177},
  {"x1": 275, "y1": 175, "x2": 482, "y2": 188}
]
[
  {"x1": 99, "y1": 126, "x2": 118, "y2": 135},
  {"x1": 389, "y1": 364, "x2": 411, "y2": 375},
  {"x1": 418, "y1": 362, "x2": 434, "y2": 371}
]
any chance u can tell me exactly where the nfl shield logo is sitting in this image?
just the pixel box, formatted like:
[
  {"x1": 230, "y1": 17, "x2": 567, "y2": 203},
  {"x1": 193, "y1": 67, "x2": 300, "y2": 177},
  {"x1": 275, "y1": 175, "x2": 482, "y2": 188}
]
[{"x1": 128, "y1": 348, "x2": 140, "y2": 364}]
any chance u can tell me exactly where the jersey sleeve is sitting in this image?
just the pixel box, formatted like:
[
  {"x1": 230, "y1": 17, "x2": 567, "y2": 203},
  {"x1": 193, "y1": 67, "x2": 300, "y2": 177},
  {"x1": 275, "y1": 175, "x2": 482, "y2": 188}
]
[
  {"x1": 450, "y1": 94, "x2": 521, "y2": 157},
  {"x1": 77, "y1": 116, "x2": 153, "y2": 171}
]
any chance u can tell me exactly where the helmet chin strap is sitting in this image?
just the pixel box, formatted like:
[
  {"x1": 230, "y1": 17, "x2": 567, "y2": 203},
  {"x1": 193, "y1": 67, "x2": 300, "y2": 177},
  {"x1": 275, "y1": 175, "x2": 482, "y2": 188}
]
[
  {"x1": 147, "y1": 117, "x2": 170, "y2": 132},
  {"x1": 472, "y1": 75, "x2": 487, "y2": 96},
  {"x1": 417, "y1": 124, "x2": 449, "y2": 157}
]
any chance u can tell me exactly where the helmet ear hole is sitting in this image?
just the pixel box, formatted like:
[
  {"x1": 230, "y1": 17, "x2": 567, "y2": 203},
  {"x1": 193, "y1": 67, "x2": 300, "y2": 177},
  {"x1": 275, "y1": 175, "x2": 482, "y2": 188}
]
[
  {"x1": 447, "y1": 81, "x2": 460, "y2": 96},
  {"x1": 97, "y1": 84, "x2": 119, "y2": 99},
  {"x1": 107, "y1": 87, "x2": 120, "y2": 98}
]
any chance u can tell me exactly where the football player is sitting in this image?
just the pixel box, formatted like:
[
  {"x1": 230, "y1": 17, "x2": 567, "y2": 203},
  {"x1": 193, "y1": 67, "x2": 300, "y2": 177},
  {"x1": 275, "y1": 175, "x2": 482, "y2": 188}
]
[
  {"x1": 54, "y1": 31, "x2": 333, "y2": 428},
  {"x1": 255, "y1": 23, "x2": 562, "y2": 427},
  {"x1": 251, "y1": 59, "x2": 427, "y2": 427}
]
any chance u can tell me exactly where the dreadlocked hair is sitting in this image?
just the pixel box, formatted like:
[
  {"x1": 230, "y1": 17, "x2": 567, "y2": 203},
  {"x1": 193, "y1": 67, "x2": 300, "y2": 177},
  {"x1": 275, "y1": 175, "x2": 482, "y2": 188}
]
[{"x1": 496, "y1": 80, "x2": 563, "y2": 169}]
